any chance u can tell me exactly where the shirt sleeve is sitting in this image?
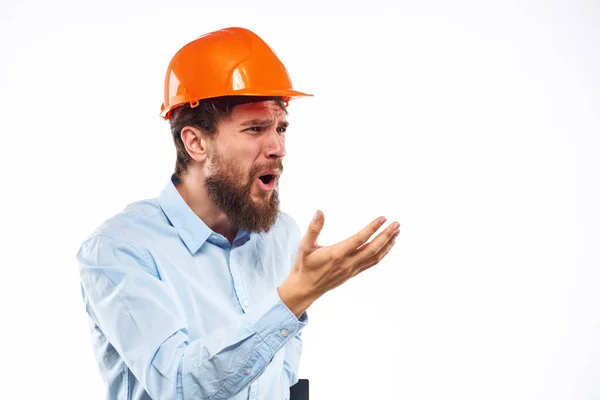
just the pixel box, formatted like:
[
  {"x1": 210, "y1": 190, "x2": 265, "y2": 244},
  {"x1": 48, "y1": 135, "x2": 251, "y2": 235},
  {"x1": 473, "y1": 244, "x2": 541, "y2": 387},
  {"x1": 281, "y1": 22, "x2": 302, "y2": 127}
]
[
  {"x1": 281, "y1": 215, "x2": 306, "y2": 388},
  {"x1": 78, "y1": 234, "x2": 307, "y2": 400},
  {"x1": 282, "y1": 330, "x2": 304, "y2": 387}
]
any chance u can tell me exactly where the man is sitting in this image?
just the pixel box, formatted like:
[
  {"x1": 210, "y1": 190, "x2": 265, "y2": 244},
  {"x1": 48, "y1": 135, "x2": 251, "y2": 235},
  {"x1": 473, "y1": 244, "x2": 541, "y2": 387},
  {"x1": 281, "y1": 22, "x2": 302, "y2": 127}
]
[{"x1": 77, "y1": 27, "x2": 400, "y2": 400}]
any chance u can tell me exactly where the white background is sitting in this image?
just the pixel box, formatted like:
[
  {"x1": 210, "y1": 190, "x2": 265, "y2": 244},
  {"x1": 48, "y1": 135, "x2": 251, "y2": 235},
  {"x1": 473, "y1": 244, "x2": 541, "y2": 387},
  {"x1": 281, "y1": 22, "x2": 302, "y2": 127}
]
[{"x1": 1, "y1": 0, "x2": 599, "y2": 399}]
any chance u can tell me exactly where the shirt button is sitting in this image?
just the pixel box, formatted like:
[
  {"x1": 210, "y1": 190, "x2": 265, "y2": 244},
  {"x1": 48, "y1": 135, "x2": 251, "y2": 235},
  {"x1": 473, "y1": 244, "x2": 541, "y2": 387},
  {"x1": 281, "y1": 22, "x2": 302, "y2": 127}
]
[
  {"x1": 245, "y1": 368, "x2": 252, "y2": 375},
  {"x1": 280, "y1": 329, "x2": 289, "y2": 337},
  {"x1": 211, "y1": 235, "x2": 218, "y2": 240},
  {"x1": 243, "y1": 299, "x2": 249, "y2": 308}
]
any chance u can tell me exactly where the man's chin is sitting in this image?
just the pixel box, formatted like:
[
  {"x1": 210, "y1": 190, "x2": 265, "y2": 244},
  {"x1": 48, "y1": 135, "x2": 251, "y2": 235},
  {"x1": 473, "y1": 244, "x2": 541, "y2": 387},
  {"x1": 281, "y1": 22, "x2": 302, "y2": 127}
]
[
  {"x1": 234, "y1": 205, "x2": 280, "y2": 233},
  {"x1": 250, "y1": 191, "x2": 272, "y2": 202}
]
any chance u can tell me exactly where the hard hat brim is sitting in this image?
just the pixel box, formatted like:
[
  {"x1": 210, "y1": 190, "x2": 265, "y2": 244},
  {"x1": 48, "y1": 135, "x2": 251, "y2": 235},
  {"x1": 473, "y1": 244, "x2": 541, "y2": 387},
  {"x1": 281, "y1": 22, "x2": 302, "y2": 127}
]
[{"x1": 160, "y1": 89, "x2": 312, "y2": 120}]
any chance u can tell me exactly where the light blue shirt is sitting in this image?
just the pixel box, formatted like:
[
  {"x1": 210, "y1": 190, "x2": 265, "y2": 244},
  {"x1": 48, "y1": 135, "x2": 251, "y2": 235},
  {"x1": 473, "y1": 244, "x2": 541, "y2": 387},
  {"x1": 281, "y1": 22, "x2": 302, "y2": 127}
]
[{"x1": 77, "y1": 177, "x2": 307, "y2": 400}]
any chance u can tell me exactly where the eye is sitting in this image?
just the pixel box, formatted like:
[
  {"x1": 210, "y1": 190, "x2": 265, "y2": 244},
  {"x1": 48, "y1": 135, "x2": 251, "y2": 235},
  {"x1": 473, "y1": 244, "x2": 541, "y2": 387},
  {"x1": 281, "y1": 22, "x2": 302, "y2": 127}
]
[
  {"x1": 245, "y1": 126, "x2": 264, "y2": 133},
  {"x1": 276, "y1": 127, "x2": 287, "y2": 134}
]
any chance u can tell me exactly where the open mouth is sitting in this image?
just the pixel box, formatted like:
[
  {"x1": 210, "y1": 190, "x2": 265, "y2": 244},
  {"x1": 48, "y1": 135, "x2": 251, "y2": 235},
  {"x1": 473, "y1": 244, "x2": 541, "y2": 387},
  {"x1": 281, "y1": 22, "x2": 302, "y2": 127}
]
[
  {"x1": 256, "y1": 173, "x2": 278, "y2": 192},
  {"x1": 258, "y1": 174, "x2": 275, "y2": 185}
]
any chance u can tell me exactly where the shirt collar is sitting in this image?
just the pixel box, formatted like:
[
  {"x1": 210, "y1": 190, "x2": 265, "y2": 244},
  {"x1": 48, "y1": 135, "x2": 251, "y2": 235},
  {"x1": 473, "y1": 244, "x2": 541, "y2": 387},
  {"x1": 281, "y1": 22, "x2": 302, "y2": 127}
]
[
  {"x1": 158, "y1": 176, "x2": 213, "y2": 254},
  {"x1": 158, "y1": 176, "x2": 251, "y2": 254}
]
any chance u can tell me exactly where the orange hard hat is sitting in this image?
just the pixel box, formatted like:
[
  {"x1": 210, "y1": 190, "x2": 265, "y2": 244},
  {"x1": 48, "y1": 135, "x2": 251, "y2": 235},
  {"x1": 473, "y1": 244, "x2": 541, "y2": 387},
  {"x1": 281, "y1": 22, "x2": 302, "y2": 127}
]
[{"x1": 160, "y1": 27, "x2": 312, "y2": 119}]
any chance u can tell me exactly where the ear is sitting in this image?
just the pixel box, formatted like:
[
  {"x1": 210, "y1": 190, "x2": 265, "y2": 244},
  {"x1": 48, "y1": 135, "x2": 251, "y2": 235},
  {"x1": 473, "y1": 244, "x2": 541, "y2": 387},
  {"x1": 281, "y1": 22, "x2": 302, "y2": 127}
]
[{"x1": 180, "y1": 126, "x2": 211, "y2": 163}]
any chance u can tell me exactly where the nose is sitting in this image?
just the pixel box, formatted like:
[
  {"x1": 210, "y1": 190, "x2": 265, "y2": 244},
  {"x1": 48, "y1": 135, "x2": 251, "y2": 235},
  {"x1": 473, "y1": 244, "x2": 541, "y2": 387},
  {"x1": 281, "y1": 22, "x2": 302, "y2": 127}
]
[{"x1": 265, "y1": 129, "x2": 286, "y2": 159}]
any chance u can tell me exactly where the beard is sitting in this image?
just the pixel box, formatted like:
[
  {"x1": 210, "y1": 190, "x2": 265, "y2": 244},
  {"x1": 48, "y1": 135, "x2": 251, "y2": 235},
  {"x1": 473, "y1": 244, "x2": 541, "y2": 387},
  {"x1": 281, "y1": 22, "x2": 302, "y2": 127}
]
[{"x1": 205, "y1": 150, "x2": 282, "y2": 233}]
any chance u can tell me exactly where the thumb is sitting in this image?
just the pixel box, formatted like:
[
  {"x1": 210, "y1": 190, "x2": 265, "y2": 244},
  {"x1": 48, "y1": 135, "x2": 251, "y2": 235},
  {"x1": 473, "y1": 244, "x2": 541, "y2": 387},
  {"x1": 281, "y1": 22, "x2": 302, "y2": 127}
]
[{"x1": 301, "y1": 210, "x2": 324, "y2": 251}]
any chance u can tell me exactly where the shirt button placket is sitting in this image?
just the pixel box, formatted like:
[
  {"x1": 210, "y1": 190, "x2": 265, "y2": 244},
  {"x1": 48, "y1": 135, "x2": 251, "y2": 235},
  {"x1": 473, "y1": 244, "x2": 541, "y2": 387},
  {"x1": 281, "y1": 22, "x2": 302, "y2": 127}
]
[{"x1": 230, "y1": 249, "x2": 250, "y2": 314}]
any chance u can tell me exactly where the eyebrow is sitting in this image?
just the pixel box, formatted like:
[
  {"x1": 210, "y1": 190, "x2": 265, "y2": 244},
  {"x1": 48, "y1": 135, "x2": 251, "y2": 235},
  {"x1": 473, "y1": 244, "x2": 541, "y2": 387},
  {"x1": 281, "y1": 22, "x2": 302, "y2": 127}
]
[{"x1": 240, "y1": 119, "x2": 289, "y2": 128}]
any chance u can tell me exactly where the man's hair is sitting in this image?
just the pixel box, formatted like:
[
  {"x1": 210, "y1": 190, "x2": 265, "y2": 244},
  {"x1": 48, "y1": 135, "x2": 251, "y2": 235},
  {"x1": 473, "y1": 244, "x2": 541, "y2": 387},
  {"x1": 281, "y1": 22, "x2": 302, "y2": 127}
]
[{"x1": 169, "y1": 96, "x2": 287, "y2": 182}]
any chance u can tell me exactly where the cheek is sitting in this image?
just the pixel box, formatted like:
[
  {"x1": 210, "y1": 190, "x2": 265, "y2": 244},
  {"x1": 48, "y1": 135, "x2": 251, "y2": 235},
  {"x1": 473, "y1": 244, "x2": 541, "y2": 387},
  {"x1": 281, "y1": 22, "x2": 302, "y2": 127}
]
[
  {"x1": 228, "y1": 140, "x2": 264, "y2": 177},
  {"x1": 237, "y1": 154, "x2": 259, "y2": 178}
]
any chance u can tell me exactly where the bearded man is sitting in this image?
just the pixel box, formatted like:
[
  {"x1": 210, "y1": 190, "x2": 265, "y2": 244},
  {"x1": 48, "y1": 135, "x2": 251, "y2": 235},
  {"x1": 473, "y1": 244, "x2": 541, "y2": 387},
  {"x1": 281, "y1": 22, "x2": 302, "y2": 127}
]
[{"x1": 77, "y1": 27, "x2": 400, "y2": 400}]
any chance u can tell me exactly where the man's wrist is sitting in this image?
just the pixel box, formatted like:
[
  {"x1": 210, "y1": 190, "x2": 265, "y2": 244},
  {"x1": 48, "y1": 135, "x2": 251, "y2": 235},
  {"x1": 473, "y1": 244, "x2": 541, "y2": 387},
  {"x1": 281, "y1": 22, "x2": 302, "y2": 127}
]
[{"x1": 277, "y1": 272, "x2": 317, "y2": 319}]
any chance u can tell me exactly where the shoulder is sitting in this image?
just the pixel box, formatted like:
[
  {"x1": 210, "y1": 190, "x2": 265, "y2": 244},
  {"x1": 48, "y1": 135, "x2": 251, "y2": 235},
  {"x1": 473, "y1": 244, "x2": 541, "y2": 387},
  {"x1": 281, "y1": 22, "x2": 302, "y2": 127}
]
[
  {"x1": 271, "y1": 211, "x2": 301, "y2": 240},
  {"x1": 261, "y1": 211, "x2": 302, "y2": 259},
  {"x1": 80, "y1": 198, "x2": 164, "y2": 244},
  {"x1": 276, "y1": 211, "x2": 300, "y2": 231},
  {"x1": 76, "y1": 198, "x2": 166, "y2": 273}
]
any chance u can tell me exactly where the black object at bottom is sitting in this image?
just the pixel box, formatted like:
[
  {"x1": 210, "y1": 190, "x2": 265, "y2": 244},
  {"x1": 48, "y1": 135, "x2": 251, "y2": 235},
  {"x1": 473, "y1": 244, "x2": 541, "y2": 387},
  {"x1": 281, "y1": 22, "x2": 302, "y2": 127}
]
[{"x1": 290, "y1": 379, "x2": 309, "y2": 400}]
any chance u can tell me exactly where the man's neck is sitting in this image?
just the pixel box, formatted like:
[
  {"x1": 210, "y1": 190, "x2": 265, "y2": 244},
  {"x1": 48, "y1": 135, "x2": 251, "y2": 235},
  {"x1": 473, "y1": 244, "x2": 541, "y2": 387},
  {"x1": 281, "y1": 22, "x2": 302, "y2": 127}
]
[{"x1": 174, "y1": 172, "x2": 239, "y2": 244}]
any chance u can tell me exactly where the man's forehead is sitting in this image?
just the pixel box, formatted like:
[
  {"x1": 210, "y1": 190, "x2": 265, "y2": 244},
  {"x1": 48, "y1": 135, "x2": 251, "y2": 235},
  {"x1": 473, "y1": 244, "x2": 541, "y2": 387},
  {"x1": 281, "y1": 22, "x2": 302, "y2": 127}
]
[{"x1": 233, "y1": 100, "x2": 287, "y2": 120}]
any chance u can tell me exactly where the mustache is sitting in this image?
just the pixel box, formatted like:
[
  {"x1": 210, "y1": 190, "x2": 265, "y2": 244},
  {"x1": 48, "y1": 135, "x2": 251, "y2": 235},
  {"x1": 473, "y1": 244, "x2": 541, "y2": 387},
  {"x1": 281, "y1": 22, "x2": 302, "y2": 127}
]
[{"x1": 250, "y1": 160, "x2": 284, "y2": 177}]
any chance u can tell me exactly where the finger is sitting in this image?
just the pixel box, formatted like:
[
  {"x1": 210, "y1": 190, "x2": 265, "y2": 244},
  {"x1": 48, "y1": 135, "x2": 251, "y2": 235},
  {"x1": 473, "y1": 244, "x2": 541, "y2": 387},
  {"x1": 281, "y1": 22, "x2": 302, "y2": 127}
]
[
  {"x1": 354, "y1": 230, "x2": 399, "y2": 274},
  {"x1": 355, "y1": 239, "x2": 396, "y2": 275},
  {"x1": 299, "y1": 210, "x2": 325, "y2": 252},
  {"x1": 333, "y1": 216, "x2": 387, "y2": 257},
  {"x1": 349, "y1": 222, "x2": 399, "y2": 266}
]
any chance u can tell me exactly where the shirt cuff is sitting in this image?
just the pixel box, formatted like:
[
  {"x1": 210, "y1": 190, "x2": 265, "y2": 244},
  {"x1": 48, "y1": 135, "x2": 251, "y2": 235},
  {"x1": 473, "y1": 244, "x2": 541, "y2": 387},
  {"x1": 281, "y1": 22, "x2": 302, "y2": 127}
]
[{"x1": 247, "y1": 290, "x2": 308, "y2": 353}]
